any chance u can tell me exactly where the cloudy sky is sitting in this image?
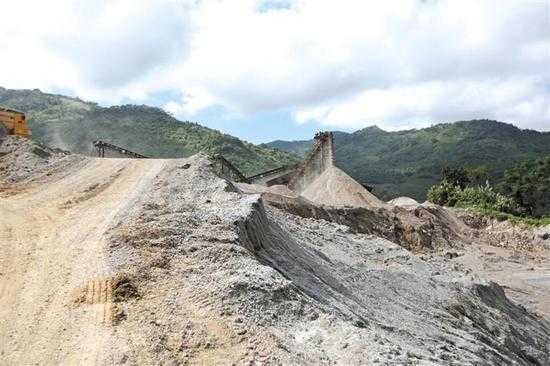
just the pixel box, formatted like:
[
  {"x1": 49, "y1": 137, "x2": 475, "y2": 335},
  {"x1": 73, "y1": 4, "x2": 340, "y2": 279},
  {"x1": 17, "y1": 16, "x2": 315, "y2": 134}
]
[{"x1": 1, "y1": 0, "x2": 549, "y2": 142}]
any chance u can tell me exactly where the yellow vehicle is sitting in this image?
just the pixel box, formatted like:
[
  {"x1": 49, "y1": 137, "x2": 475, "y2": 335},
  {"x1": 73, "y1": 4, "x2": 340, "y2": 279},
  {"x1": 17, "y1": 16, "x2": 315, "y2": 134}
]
[{"x1": 0, "y1": 107, "x2": 31, "y2": 137}]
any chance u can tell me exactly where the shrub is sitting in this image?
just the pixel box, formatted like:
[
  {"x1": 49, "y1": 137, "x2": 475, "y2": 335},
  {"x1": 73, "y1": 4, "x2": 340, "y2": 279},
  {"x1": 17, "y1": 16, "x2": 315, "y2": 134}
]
[
  {"x1": 441, "y1": 167, "x2": 470, "y2": 189},
  {"x1": 427, "y1": 182, "x2": 523, "y2": 215},
  {"x1": 427, "y1": 179, "x2": 461, "y2": 206},
  {"x1": 457, "y1": 185, "x2": 523, "y2": 215}
]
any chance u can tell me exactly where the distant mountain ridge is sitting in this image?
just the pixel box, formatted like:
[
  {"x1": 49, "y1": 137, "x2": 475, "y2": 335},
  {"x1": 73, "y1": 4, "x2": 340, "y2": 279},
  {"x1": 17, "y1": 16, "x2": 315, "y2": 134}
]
[
  {"x1": 265, "y1": 120, "x2": 550, "y2": 200},
  {"x1": 0, "y1": 87, "x2": 300, "y2": 175},
  {"x1": 3, "y1": 87, "x2": 548, "y2": 201}
]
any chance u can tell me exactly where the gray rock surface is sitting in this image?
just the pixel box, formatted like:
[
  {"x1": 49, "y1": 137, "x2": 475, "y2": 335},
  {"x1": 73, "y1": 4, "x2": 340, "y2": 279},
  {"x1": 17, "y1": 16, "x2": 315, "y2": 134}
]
[
  {"x1": 103, "y1": 155, "x2": 550, "y2": 365},
  {"x1": 0, "y1": 123, "x2": 7, "y2": 139}
]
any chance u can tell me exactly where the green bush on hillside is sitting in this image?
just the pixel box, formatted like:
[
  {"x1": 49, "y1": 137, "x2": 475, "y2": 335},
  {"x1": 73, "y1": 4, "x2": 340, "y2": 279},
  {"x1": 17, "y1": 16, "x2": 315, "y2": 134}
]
[
  {"x1": 427, "y1": 180, "x2": 461, "y2": 206},
  {"x1": 458, "y1": 185, "x2": 523, "y2": 215},
  {"x1": 427, "y1": 180, "x2": 523, "y2": 215}
]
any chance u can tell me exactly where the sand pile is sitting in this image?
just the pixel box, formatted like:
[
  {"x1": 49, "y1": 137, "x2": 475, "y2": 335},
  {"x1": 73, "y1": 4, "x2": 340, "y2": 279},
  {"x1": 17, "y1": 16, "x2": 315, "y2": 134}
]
[
  {"x1": 300, "y1": 166, "x2": 386, "y2": 209},
  {"x1": 388, "y1": 196, "x2": 420, "y2": 207}
]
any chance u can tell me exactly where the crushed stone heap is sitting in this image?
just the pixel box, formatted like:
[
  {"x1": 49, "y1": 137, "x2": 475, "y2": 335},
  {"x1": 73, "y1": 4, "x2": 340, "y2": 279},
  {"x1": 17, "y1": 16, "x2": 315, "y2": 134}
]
[
  {"x1": 1, "y1": 141, "x2": 548, "y2": 365},
  {"x1": 0, "y1": 134, "x2": 81, "y2": 184},
  {"x1": 301, "y1": 165, "x2": 386, "y2": 209}
]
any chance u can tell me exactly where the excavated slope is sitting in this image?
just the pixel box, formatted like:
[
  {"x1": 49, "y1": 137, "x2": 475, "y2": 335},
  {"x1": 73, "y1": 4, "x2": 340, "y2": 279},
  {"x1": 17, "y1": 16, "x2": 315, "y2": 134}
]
[{"x1": 1, "y1": 138, "x2": 549, "y2": 365}]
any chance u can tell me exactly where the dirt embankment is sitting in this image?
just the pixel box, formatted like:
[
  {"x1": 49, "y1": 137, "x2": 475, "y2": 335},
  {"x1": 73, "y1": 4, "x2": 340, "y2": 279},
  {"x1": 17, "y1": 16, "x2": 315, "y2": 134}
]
[
  {"x1": 1, "y1": 137, "x2": 549, "y2": 365},
  {"x1": 262, "y1": 192, "x2": 471, "y2": 253}
]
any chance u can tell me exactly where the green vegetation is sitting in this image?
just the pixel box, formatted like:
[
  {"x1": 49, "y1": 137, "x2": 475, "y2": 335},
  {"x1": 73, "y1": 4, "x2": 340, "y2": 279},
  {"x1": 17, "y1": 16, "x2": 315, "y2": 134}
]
[
  {"x1": 467, "y1": 208, "x2": 550, "y2": 227},
  {"x1": 498, "y1": 156, "x2": 550, "y2": 217},
  {"x1": 427, "y1": 158, "x2": 550, "y2": 225},
  {"x1": 427, "y1": 181, "x2": 523, "y2": 215},
  {"x1": 267, "y1": 122, "x2": 550, "y2": 201},
  {"x1": 0, "y1": 87, "x2": 300, "y2": 175}
]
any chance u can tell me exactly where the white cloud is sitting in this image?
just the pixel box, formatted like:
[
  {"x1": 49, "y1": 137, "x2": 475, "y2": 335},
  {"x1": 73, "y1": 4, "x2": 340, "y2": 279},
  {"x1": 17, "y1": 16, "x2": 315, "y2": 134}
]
[
  {"x1": 163, "y1": 87, "x2": 213, "y2": 117},
  {"x1": 0, "y1": 0, "x2": 548, "y2": 131},
  {"x1": 295, "y1": 78, "x2": 550, "y2": 131},
  {"x1": 0, "y1": 0, "x2": 192, "y2": 103},
  {"x1": 49, "y1": 0, "x2": 192, "y2": 88}
]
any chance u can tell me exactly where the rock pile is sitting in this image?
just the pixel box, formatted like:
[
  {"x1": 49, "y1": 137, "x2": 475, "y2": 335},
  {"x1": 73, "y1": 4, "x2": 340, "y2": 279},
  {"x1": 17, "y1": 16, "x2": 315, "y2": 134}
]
[
  {"x1": 0, "y1": 135, "x2": 79, "y2": 184},
  {"x1": 101, "y1": 155, "x2": 550, "y2": 364}
]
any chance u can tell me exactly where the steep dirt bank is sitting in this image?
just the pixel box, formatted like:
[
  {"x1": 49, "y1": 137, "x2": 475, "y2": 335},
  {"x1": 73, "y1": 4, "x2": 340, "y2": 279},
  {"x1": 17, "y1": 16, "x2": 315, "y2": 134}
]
[
  {"x1": 1, "y1": 138, "x2": 549, "y2": 365},
  {"x1": 262, "y1": 192, "x2": 471, "y2": 252}
]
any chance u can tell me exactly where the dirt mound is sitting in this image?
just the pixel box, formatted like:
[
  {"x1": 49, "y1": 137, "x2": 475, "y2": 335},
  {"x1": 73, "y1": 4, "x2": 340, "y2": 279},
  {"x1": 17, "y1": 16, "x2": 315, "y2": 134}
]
[
  {"x1": 0, "y1": 135, "x2": 80, "y2": 184},
  {"x1": 389, "y1": 196, "x2": 420, "y2": 207},
  {"x1": 301, "y1": 166, "x2": 386, "y2": 209},
  {"x1": 103, "y1": 157, "x2": 550, "y2": 364}
]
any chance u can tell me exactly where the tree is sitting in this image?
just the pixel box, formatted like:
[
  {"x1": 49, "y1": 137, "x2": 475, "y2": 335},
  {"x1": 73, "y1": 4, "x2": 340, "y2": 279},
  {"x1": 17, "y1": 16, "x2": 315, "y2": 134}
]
[
  {"x1": 465, "y1": 165, "x2": 489, "y2": 186},
  {"x1": 441, "y1": 167, "x2": 470, "y2": 189},
  {"x1": 498, "y1": 156, "x2": 550, "y2": 217}
]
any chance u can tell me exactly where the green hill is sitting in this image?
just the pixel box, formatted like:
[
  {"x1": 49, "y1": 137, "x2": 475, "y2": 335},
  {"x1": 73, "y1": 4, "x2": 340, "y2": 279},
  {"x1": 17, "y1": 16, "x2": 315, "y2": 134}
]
[
  {"x1": 0, "y1": 87, "x2": 300, "y2": 175},
  {"x1": 265, "y1": 121, "x2": 550, "y2": 200}
]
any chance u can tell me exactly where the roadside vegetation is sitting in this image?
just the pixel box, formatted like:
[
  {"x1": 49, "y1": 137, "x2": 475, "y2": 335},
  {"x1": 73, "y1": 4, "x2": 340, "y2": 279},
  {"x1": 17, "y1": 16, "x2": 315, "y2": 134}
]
[{"x1": 427, "y1": 158, "x2": 550, "y2": 226}]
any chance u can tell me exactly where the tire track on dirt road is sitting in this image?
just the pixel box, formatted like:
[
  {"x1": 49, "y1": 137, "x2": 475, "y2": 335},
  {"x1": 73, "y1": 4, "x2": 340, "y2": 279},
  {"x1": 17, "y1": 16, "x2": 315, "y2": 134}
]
[{"x1": 0, "y1": 157, "x2": 166, "y2": 365}]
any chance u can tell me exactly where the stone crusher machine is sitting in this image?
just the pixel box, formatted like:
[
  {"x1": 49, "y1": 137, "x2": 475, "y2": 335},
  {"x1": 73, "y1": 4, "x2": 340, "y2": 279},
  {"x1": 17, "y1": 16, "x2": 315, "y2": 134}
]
[{"x1": 0, "y1": 107, "x2": 31, "y2": 137}]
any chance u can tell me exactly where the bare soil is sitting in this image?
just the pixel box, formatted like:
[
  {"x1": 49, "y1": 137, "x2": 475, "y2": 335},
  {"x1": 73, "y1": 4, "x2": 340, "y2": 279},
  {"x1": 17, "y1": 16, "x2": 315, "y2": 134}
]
[{"x1": 1, "y1": 137, "x2": 549, "y2": 365}]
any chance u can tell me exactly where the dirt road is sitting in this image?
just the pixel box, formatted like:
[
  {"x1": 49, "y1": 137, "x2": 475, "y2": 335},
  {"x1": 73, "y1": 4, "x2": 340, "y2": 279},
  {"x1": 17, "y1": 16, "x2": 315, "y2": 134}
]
[
  {"x1": 0, "y1": 157, "x2": 166, "y2": 365},
  {"x1": 458, "y1": 243, "x2": 550, "y2": 319}
]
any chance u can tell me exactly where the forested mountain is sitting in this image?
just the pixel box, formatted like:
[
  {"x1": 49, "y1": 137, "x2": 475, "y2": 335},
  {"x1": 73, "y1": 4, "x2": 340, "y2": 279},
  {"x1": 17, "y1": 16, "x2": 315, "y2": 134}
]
[
  {"x1": 0, "y1": 87, "x2": 299, "y2": 175},
  {"x1": 3, "y1": 87, "x2": 548, "y2": 200},
  {"x1": 265, "y1": 121, "x2": 550, "y2": 200}
]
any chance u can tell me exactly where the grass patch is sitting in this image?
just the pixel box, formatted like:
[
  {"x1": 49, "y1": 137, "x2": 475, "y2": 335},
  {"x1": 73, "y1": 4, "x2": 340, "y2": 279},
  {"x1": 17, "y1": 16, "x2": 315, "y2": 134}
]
[{"x1": 467, "y1": 207, "x2": 550, "y2": 227}]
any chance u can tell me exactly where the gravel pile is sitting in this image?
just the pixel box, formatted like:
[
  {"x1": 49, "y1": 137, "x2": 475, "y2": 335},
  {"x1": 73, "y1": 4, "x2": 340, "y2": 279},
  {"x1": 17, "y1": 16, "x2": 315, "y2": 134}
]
[
  {"x1": 0, "y1": 135, "x2": 81, "y2": 184},
  {"x1": 301, "y1": 166, "x2": 386, "y2": 209},
  {"x1": 101, "y1": 155, "x2": 549, "y2": 365},
  {"x1": 388, "y1": 196, "x2": 420, "y2": 207}
]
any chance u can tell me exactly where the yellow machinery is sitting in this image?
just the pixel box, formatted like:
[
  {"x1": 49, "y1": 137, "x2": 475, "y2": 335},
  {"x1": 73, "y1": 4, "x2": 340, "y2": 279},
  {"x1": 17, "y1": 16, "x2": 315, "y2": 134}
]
[{"x1": 0, "y1": 107, "x2": 31, "y2": 137}]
